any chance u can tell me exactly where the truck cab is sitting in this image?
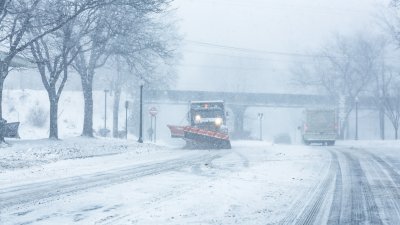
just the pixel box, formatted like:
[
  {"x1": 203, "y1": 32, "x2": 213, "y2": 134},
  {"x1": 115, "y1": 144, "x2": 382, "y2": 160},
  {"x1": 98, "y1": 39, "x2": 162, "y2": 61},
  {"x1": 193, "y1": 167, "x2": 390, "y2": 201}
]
[{"x1": 188, "y1": 100, "x2": 227, "y2": 132}]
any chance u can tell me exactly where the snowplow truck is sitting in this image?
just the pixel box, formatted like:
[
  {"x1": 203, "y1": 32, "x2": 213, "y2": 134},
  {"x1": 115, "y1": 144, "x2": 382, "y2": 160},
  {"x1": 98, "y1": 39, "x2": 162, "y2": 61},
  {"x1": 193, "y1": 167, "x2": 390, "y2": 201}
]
[{"x1": 167, "y1": 100, "x2": 231, "y2": 149}]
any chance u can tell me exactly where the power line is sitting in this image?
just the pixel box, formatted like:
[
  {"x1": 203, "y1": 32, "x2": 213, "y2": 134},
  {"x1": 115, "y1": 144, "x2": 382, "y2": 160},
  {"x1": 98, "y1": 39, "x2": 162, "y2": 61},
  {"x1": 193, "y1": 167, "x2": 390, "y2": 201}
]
[
  {"x1": 186, "y1": 0, "x2": 372, "y2": 16},
  {"x1": 176, "y1": 63, "x2": 275, "y2": 71},
  {"x1": 185, "y1": 40, "x2": 328, "y2": 58},
  {"x1": 184, "y1": 40, "x2": 399, "y2": 61},
  {"x1": 183, "y1": 49, "x2": 316, "y2": 64}
]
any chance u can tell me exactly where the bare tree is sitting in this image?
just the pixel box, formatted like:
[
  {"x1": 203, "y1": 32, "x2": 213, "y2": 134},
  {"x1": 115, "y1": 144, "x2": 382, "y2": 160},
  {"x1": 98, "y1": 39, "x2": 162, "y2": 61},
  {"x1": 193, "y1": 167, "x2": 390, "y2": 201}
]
[
  {"x1": 372, "y1": 62, "x2": 390, "y2": 140},
  {"x1": 371, "y1": 46, "x2": 400, "y2": 139},
  {"x1": 382, "y1": 76, "x2": 400, "y2": 139},
  {"x1": 28, "y1": 3, "x2": 96, "y2": 139},
  {"x1": 72, "y1": 0, "x2": 171, "y2": 137},
  {"x1": 109, "y1": 57, "x2": 177, "y2": 138},
  {"x1": 107, "y1": 15, "x2": 179, "y2": 138},
  {"x1": 0, "y1": 0, "x2": 104, "y2": 142},
  {"x1": 375, "y1": 0, "x2": 400, "y2": 140},
  {"x1": 292, "y1": 34, "x2": 382, "y2": 139}
]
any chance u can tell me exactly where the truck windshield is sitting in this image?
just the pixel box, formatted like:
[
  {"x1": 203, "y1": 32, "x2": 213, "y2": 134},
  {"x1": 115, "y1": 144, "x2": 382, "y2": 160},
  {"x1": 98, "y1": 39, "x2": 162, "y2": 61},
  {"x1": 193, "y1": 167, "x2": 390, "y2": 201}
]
[{"x1": 193, "y1": 109, "x2": 224, "y2": 118}]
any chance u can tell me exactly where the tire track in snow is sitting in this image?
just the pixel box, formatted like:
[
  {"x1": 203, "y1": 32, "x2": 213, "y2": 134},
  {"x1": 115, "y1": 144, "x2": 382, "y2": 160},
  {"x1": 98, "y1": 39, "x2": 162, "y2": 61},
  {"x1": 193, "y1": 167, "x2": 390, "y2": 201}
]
[
  {"x1": 94, "y1": 152, "x2": 233, "y2": 225},
  {"x1": 278, "y1": 149, "x2": 337, "y2": 225},
  {"x1": 340, "y1": 151, "x2": 383, "y2": 225},
  {"x1": 0, "y1": 152, "x2": 226, "y2": 210},
  {"x1": 293, "y1": 150, "x2": 338, "y2": 225},
  {"x1": 279, "y1": 147, "x2": 386, "y2": 225},
  {"x1": 362, "y1": 151, "x2": 400, "y2": 223},
  {"x1": 367, "y1": 152, "x2": 400, "y2": 190},
  {"x1": 326, "y1": 150, "x2": 343, "y2": 225}
]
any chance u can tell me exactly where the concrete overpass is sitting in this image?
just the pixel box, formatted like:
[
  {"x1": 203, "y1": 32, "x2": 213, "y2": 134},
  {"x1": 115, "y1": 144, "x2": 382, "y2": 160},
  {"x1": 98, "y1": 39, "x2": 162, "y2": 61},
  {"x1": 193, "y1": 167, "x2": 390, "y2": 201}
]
[
  {"x1": 143, "y1": 89, "x2": 376, "y2": 137},
  {"x1": 0, "y1": 52, "x2": 34, "y2": 68}
]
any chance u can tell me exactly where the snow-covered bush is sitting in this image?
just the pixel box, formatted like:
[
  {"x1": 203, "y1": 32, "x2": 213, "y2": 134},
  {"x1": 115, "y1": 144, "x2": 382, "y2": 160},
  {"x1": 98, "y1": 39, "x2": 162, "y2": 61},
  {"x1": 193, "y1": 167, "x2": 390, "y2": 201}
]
[
  {"x1": 27, "y1": 103, "x2": 48, "y2": 128},
  {"x1": 97, "y1": 128, "x2": 110, "y2": 137}
]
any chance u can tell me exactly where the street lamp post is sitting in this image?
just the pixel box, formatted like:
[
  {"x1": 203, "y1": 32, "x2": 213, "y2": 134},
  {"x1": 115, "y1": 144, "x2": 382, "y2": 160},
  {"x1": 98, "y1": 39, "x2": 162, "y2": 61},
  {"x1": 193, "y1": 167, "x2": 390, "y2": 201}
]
[
  {"x1": 138, "y1": 81, "x2": 144, "y2": 143},
  {"x1": 258, "y1": 113, "x2": 263, "y2": 141},
  {"x1": 104, "y1": 89, "x2": 109, "y2": 129},
  {"x1": 355, "y1": 96, "x2": 359, "y2": 140}
]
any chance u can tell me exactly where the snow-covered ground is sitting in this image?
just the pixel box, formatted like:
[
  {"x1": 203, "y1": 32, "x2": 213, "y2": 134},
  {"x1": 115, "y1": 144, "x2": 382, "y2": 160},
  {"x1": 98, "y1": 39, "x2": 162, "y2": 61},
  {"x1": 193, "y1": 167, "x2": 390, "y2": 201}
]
[
  {"x1": 0, "y1": 139, "x2": 330, "y2": 224},
  {"x1": 2, "y1": 89, "x2": 131, "y2": 139},
  {"x1": 2, "y1": 88, "x2": 400, "y2": 224},
  {"x1": 2, "y1": 138, "x2": 400, "y2": 224}
]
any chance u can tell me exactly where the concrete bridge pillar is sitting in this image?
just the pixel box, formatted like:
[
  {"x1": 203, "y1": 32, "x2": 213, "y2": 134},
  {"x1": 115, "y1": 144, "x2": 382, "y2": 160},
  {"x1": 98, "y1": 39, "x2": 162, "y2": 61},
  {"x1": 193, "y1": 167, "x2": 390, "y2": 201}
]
[{"x1": 228, "y1": 105, "x2": 249, "y2": 139}]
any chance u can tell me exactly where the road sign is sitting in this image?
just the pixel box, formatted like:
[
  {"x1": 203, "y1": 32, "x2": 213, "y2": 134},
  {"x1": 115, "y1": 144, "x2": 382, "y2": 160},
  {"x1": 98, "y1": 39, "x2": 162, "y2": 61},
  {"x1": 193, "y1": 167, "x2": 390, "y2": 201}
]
[{"x1": 149, "y1": 107, "x2": 158, "y2": 116}]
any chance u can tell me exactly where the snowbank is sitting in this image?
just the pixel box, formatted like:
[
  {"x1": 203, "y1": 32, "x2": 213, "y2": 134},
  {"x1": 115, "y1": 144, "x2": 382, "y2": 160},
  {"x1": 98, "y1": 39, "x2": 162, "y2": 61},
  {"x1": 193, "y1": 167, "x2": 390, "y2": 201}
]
[{"x1": 0, "y1": 137, "x2": 164, "y2": 171}]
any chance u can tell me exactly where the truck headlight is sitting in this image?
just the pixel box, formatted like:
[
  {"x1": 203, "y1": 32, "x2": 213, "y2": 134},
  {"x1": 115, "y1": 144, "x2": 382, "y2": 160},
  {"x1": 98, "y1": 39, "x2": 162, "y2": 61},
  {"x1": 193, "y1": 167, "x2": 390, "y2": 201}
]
[
  {"x1": 215, "y1": 118, "x2": 223, "y2": 126},
  {"x1": 195, "y1": 115, "x2": 201, "y2": 123}
]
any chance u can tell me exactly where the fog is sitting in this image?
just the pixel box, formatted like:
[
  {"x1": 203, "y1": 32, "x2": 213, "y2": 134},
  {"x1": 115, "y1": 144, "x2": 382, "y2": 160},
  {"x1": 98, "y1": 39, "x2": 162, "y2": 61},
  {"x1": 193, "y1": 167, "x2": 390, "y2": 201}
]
[
  {"x1": 174, "y1": 0, "x2": 388, "y2": 93},
  {"x1": 3, "y1": 1, "x2": 400, "y2": 223},
  {"x1": 1, "y1": 0, "x2": 398, "y2": 142}
]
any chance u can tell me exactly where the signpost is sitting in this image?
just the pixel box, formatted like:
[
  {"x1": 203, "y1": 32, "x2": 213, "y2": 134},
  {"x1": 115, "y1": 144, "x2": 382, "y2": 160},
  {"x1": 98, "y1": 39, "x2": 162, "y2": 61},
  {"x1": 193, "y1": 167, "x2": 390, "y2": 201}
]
[{"x1": 149, "y1": 107, "x2": 158, "y2": 143}]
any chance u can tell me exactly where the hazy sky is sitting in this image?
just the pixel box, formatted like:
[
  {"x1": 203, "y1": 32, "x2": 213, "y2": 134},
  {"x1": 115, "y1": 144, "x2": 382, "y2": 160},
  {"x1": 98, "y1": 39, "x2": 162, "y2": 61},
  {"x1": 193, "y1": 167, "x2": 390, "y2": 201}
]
[{"x1": 173, "y1": 0, "x2": 390, "y2": 93}]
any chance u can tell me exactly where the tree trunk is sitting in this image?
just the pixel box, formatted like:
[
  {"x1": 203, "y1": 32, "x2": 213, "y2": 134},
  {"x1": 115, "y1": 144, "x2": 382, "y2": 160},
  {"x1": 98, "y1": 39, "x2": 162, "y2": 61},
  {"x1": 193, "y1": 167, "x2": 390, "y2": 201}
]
[
  {"x1": 113, "y1": 88, "x2": 121, "y2": 138},
  {"x1": 395, "y1": 126, "x2": 398, "y2": 140},
  {"x1": 0, "y1": 77, "x2": 3, "y2": 120},
  {"x1": 0, "y1": 76, "x2": 4, "y2": 142},
  {"x1": 379, "y1": 107, "x2": 385, "y2": 140},
  {"x1": 82, "y1": 87, "x2": 94, "y2": 137},
  {"x1": 81, "y1": 79, "x2": 94, "y2": 137},
  {"x1": 48, "y1": 94, "x2": 59, "y2": 139},
  {"x1": 0, "y1": 61, "x2": 9, "y2": 121}
]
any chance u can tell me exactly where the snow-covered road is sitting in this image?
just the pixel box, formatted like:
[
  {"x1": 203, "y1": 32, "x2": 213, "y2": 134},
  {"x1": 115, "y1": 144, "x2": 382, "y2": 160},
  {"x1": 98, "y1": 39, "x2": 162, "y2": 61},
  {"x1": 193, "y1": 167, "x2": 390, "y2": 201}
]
[
  {"x1": 0, "y1": 152, "x2": 226, "y2": 210},
  {"x1": 1, "y1": 140, "x2": 400, "y2": 224},
  {"x1": 279, "y1": 144, "x2": 400, "y2": 225}
]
